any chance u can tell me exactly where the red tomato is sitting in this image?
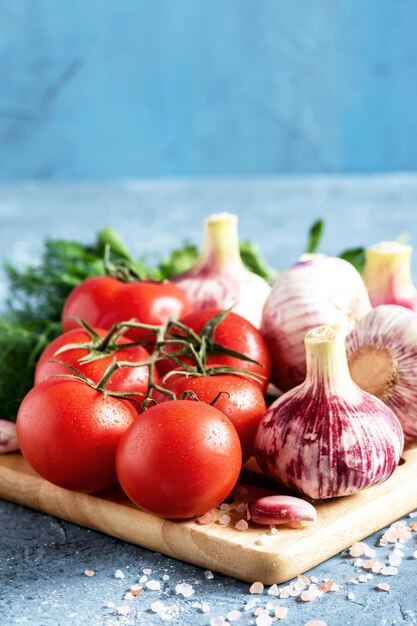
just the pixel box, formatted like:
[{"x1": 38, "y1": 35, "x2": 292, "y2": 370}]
[
  {"x1": 160, "y1": 308, "x2": 271, "y2": 391},
  {"x1": 156, "y1": 373, "x2": 266, "y2": 462},
  {"x1": 62, "y1": 276, "x2": 191, "y2": 341},
  {"x1": 116, "y1": 400, "x2": 242, "y2": 519},
  {"x1": 35, "y1": 327, "x2": 155, "y2": 399},
  {"x1": 17, "y1": 379, "x2": 137, "y2": 493}
]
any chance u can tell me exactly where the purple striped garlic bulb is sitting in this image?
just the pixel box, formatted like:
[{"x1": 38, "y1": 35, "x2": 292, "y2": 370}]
[
  {"x1": 261, "y1": 255, "x2": 371, "y2": 391},
  {"x1": 363, "y1": 241, "x2": 417, "y2": 310},
  {"x1": 347, "y1": 305, "x2": 417, "y2": 447},
  {"x1": 173, "y1": 213, "x2": 271, "y2": 328},
  {"x1": 255, "y1": 325, "x2": 403, "y2": 500}
]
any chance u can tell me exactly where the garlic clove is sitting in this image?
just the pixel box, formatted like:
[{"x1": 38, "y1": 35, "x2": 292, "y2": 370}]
[
  {"x1": 255, "y1": 325, "x2": 404, "y2": 499},
  {"x1": 173, "y1": 213, "x2": 271, "y2": 328},
  {"x1": 248, "y1": 495, "x2": 317, "y2": 526},
  {"x1": 363, "y1": 241, "x2": 417, "y2": 310},
  {"x1": 0, "y1": 420, "x2": 19, "y2": 453},
  {"x1": 346, "y1": 304, "x2": 417, "y2": 446},
  {"x1": 261, "y1": 255, "x2": 371, "y2": 391}
]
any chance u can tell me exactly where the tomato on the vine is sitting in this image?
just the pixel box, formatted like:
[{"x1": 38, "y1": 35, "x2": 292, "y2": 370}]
[
  {"x1": 62, "y1": 276, "x2": 191, "y2": 341},
  {"x1": 116, "y1": 400, "x2": 242, "y2": 519},
  {"x1": 35, "y1": 327, "x2": 156, "y2": 397},
  {"x1": 156, "y1": 373, "x2": 266, "y2": 462},
  {"x1": 159, "y1": 308, "x2": 271, "y2": 391},
  {"x1": 17, "y1": 378, "x2": 137, "y2": 493}
]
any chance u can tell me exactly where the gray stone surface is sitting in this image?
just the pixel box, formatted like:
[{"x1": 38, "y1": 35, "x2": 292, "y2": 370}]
[{"x1": 1, "y1": 175, "x2": 417, "y2": 625}]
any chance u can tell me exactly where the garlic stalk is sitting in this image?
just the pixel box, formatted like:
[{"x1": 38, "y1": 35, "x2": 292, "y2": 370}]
[
  {"x1": 173, "y1": 213, "x2": 271, "y2": 328},
  {"x1": 261, "y1": 255, "x2": 371, "y2": 391},
  {"x1": 363, "y1": 241, "x2": 417, "y2": 310},
  {"x1": 346, "y1": 304, "x2": 417, "y2": 447},
  {"x1": 255, "y1": 325, "x2": 403, "y2": 499}
]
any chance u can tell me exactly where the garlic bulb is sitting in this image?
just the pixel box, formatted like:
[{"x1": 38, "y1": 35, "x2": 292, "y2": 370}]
[
  {"x1": 364, "y1": 241, "x2": 417, "y2": 310},
  {"x1": 346, "y1": 305, "x2": 417, "y2": 446},
  {"x1": 261, "y1": 255, "x2": 371, "y2": 391},
  {"x1": 255, "y1": 325, "x2": 403, "y2": 499},
  {"x1": 0, "y1": 420, "x2": 19, "y2": 453},
  {"x1": 173, "y1": 213, "x2": 271, "y2": 328}
]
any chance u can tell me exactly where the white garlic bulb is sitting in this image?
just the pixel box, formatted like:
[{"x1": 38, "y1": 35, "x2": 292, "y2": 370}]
[
  {"x1": 261, "y1": 255, "x2": 372, "y2": 391},
  {"x1": 255, "y1": 325, "x2": 403, "y2": 499},
  {"x1": 347, "y1": 304, "x2": 417, "y2": 446},
  {"x1": 174, "y1": 213, "x2": 271, "y2": 328}
]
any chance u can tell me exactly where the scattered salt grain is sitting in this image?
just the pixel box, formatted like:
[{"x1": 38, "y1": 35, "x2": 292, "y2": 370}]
[
  {"x1": 300, "y1": 590, "x2": 315, "y2": 602},
  {"x1": 146, "y1": 580, "x2": 161, "y2": 591},
  {"x1": 143, "y1": 568, "x2": 152, "y2": 575},
  {"x1": 236, "y1": 503, "x2": 247, "y2": 513},
  {"x1": 197, "y1": 512, "x2": 214, "y2": 525},
  {"x1": 256, "y1": 615, "x2": 273, "y2": 626},
  {"x1": 305, "y1": 621, "x2": 327, "y2": 626},
  {"x1": 244, "y1": 598, "x2": 260, "y2": 610},
  {"x1": 235, "y1": 519, "x2": 249, "y2": 531},
  {"x1": 364, "y1": 547, "x2": 377, "y2": 558},
  {"x1": 310, "y1": 576, "x2": 319, "y2": 584},
  {"x1": 227, "y1": 609, "x2": 242, "y2": 621},
  {"x1": 210, "y1": 617, "x2": 226, "y2": 626},
  {"x1": 347, "y1": 592, "x2": 355, "y2": 600},
  {"x1": 139, "y1": 575, "x2": 148, "y2": 583},
  {"x1": 362, "y1": 560, "x2": 374, "y2": 570},
  {"x1": 220, "y1": 503, "x2": 231, "y2": 511},
  {"x1": 116, "y1": 606, "x2": 130, "y2": 616},
  {"x1": 84, "y1": 570, "x2": 94, "y2": 577},
  {"x1": 123, "y1": 592, "x2": 134, "y2": 601},
  {"x1": 106, "y1": 602, "x2": 115, "y2": 609},
  {"x1": 376, "y1": 583, "x2": 390, "y2": 592},
  {"x1": 270, "y1": 527, "x2": 278, "y2": 535},
  {"x1": 349, "y1": 542, "x2": 367, "y2": 557},
  {"x1": 358, "y1": 575, "x2": 368, "y2": 583},
  {"x1": 353, "y1": 558, "x2": 363, "y2": 567},
  {"x1": 175, "y1": 582, "x2": 195, "y2": 597},
  {"x1": 372, "y1": 561, "x2": 384, "y2": 573},
  {"x1": 218, "y1": 515, "x2": 231, "y2": 525},
  {"x1": 366, "y1": 574, "x2": 373, "y2": 580},
  {"x1": 410, "y1": 523, "x2": 417, "y2": 532},
  {"x1": 201, "y1": 602, "x2": 211, "y2": 613},
  {"x1": 130, "y1": 583, "x2": 142, "y2": 591},
  {"x1": 250, "y1": 581, "x2": 264, "y2": 594},
  {"x1": 349, "y1": 578, "x2": 359, "y2": 585},
  {"x1": 162, "y1": 574, "x2": 170, "y2": 581},
  {"x1": 413, "y1": 550, "x2": 417, "y2": 559},
  {"x1": 204, "y1": 570, "x2": 214, "y2": 580},
  {"x1": 409, "y1": 510, "x2": 417, "y2": 518},
  {"x1": 275, "y1": 605, "x2": 288, "y2": 619},
  {"x1": 381, "y1": 566, "x2": 398, "y2": 576},
  {"x1": 151, "y1": 600, "x2": 165, "y2": 612},
  {"x1": 389, "y1": 553, "x2": 402, "y2": 567},
  {"x1": 114, "y1": 569, "x2": 125, "y2": 579},
  {"x1": 268, "y1": 584, "x2": 280, "y2": 597}
]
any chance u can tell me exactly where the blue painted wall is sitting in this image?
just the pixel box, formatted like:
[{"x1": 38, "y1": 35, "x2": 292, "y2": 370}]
[{"x1": 0, "y1": 0, "x2": 416, "y2": 180}]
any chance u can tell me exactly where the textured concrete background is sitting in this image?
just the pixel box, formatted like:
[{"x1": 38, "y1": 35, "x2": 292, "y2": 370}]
[
  {"x1": 1, "y1": 175, "x2": 417, "y2": 624},
  {"x1": 1, "y1": 1, "x2": 417, "y2": 179}
]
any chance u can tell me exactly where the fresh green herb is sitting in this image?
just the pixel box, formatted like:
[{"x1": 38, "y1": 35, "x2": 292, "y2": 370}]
[
  {"x1": 158, "y1": 243, "x2": 199, "y2": 279},
  {"x1": 305, "y1": 218, "x2": 325, "y2": 254},
  {"x1": 239, "y1": 241, "x2": 278, "y2": 283},
  {"x1": 339, "y1": 247, "x2": 366, "y2": 274}
]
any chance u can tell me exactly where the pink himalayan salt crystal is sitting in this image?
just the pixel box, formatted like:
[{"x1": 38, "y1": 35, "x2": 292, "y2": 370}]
[
  {"x1": 372, "y1": 561, "x2": 384, "y2": 573},
  {"x1": 381, "y1": 565, "x2": 398, "y2": 575},
  {"x1": 116, "y1": 606, "x2": 130, "y2": 616},
  {"x1": 347, "y1": 592, "x2": 355, "y2": 600},
  {"x1": 376, "y1": 583, "x2": 390, "y2": 592},
  {"x1": 210, "y1": 617, "x2": 226, "y2": 626},
  {"x1": 235, "y1": 502, "x2": 247, "y2": 513},
  {"x1": 268, "y1": 584, "x2": 280, "y2": 596},
  {"x1": 143, "y1": 568, "x2": 152, "y2": 575},
  {"x1": 201, "y1": 602, "x2": 210, "y2": 613},
  {"x1": 389, "y1": 552, "x2": 402, "y2": 566},
  {"x1": 123, "y1": 592, "x2": 134, "y2": 601},
  {"x1": 250, "y1": 581, "x2": 264, "y2": 594},
  {"x1": 175, "y1": 582, "x2": 195, "y2": 597},
  {"x1": 151, "y1": 601, "x2": 166, "y2": 614},
  {"x1": 219, "y1": 503, "x2": 231, "y2": 511},
  {"x1": 146, "y1": 580, "x2": 161, "y2": 591},
  {"x1": 197, "y1": 512, "x2": 214, "y2": 525},
  {"x1": 218, "y1": 514, "x2": 231, "y2": 525},
  {"x1": 114, "y1": 569, "x2": 125, "y2": 579},
  {"x1": 358, "y1": 575, "x2": 368, "y2": 583},
  {"x1": 362, "y1": 560, "x2": 374, "y2": 570},
  {"x1": 349, "y1": 542, "x2": 368, "y2": 557},
  {"x1": 413, "y1": 550, "x2": 417, "y2": 559},
  {"x1": 84, "y1": 570, "x2": 94, "y2": 577},
  {"x1": 235, "y1": 519, "x2": 249, "y2": 531},
  {"x1": 227, "y1": 609, "x2": 242, "y2": 621},
  {"x1": 275, "y1": 606, "x2": 288, "y2": 619},
  {"x1": 304, "y1": 621, "x2": 327, "y2": 626},
  {"x1": 300, "y1": 589, "x2": 315, "y2": 602}
]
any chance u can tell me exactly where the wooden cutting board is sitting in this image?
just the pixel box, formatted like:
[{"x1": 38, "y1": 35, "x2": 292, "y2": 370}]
[{"x1": 1, "y1": 450, "x2": 417, "y2": 585}]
